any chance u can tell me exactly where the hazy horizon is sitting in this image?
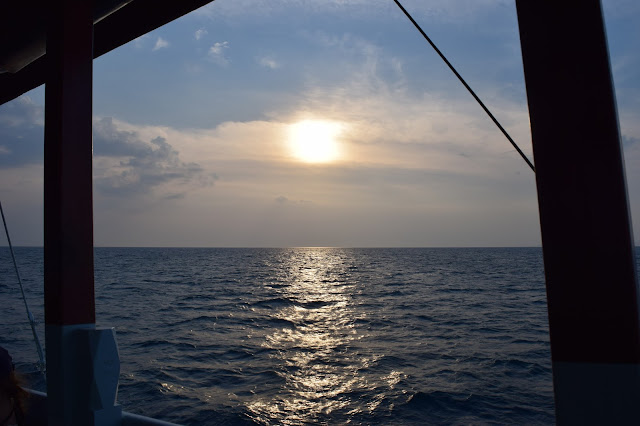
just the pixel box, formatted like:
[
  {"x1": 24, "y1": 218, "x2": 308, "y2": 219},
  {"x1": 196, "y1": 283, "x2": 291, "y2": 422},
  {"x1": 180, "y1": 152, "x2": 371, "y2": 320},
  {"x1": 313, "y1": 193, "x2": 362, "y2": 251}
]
[{"x1": 1, "y1": 245, "x2": 546, "y2": 249}]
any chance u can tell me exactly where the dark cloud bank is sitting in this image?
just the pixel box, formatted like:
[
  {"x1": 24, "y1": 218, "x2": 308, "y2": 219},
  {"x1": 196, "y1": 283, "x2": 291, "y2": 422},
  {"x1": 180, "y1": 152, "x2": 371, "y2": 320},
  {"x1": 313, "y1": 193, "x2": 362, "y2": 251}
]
[
  {"x1": 0, "y1": 97, "x2": 215, "y2": 198},
  {"x1": 93, "y1": 117, "x2": 217, "y2": 198}
]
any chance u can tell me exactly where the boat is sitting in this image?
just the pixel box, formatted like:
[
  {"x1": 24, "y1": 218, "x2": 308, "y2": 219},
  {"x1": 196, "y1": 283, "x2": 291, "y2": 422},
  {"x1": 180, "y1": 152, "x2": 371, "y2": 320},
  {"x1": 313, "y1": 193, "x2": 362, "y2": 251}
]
[{"x1": 0, "y1": 0, "x2": 638, "y2": 424}]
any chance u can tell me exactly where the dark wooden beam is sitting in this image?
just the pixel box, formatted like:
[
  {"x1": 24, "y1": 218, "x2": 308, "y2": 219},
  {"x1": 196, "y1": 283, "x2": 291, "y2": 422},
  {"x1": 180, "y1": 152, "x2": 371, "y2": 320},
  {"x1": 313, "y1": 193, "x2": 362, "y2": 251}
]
[
  {"x1": 44, "y1": 0, "x2": 96, "y2": 328},
  {"x1": 0, "y1": 0, "x2": 215, "y2": 105},
  {"x1": 516, "y1": 0, "x2": 640, "y2": 423},
  {"x1": 44, "y1": 0, "x2": 96, "y2": 423},
  {"x1": 92, "y1": 0, "x2": 215, "y2": 58}
]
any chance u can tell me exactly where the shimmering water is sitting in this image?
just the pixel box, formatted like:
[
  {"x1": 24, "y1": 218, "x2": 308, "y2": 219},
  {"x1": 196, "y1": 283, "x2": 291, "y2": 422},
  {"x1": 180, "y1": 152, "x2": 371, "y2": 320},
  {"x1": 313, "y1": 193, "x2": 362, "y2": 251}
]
[{"x1": 1, "y1": 247, "x2": 556, "y2": 424}]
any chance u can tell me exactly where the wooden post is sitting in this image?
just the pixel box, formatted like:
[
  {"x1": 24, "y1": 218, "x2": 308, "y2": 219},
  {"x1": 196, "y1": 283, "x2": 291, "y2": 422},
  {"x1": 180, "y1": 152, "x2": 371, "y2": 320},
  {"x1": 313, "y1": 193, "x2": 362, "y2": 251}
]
[
  {"x1": 516, "y1": 1, "x2": 640, "y2": 423},
  {"x1": 44, "y1": 0, "x2": 97, "y2": 424}
]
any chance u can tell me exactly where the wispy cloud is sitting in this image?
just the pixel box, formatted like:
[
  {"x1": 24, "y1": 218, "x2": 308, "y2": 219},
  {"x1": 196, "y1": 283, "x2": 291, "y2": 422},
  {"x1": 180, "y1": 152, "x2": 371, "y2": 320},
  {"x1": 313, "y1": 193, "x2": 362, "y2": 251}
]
[
  {"x1": 194, "y1": 0, "x2": 513, "y2": 23},
  {"x1": 305, "y1": 31, "x2": 406, "y2": 93},
  {"x1": 275, "y1": 195, "x2": 313, "y2": 205},
  {"x1": 257, "y1": 56, "x2": 280, "y2": 69},
  {"x1": 131, "y1": 34, "x2": 149, "y2": 49},
  {"x1": 152, "y1": 37, "x2": 170, "y2": 51},
  {"x1": 184, "y1": 63, "x2": 204, "y2": 74},
  {"x1": 208, "y1": 41, "x2": 230, "y2": 65},
  {"x1": 265, "y1": 31, "x2": 533, "y2": 175},
  {"x1": 194, "y1": 28, "x2": 208, "y2": 40}
]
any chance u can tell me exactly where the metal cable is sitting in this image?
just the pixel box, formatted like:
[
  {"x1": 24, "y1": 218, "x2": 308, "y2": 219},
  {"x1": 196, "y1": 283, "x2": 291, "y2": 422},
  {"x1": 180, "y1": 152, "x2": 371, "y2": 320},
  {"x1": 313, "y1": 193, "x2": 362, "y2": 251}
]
[
  {"x1": 392, "y1": 0, "x2": 536, "y2": 173},
  {"x1": 0, "y1": 200, "x2": 46, "y2": 380}
]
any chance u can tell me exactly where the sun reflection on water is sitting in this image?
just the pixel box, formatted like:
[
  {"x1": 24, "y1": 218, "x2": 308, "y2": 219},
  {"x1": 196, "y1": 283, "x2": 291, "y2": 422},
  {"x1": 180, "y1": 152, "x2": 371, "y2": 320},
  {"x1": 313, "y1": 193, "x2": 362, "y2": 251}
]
[{"x1": 246, "y1": 249, "x2": 393, "y2": 424}]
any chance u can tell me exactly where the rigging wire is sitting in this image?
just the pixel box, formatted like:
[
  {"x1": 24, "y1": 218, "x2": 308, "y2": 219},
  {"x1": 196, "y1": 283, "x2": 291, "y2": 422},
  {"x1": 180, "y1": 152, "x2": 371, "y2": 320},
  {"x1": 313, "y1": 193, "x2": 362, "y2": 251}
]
[
  {"x1": 0, "y1": 200, "x2": 46, "y2": 380},
  {"x1": 391, "y1": 0, "x2": 536, "y2": 173}
]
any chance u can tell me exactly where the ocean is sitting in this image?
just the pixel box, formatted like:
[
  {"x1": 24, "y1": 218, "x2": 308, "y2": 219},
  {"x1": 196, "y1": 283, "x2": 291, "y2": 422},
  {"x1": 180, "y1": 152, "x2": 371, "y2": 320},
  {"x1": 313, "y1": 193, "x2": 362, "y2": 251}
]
[{"x1": 1, "y1": 247, "x2": 560, "y2": 424}]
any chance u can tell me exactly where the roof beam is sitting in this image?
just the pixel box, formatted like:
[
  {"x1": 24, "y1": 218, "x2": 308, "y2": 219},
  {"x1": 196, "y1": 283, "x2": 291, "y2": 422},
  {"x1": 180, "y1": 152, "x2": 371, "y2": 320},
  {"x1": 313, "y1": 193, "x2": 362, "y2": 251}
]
[{"x1": 0, "y1": 0, "x2": 215, "y2": 105}]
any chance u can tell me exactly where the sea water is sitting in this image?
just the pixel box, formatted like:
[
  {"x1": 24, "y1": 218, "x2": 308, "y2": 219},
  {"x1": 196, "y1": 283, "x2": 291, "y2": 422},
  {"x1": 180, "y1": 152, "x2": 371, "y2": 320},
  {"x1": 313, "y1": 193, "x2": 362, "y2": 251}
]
[{"x1": 1, "y1": 247, "x2": 559, "y2": 424}]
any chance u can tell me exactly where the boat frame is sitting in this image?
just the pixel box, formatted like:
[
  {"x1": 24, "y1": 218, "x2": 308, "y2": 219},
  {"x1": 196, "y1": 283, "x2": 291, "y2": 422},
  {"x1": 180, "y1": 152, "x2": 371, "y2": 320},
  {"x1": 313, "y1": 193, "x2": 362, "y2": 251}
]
[{"x1": 0, "y1": 0, "x2": 638, "y2": 424}]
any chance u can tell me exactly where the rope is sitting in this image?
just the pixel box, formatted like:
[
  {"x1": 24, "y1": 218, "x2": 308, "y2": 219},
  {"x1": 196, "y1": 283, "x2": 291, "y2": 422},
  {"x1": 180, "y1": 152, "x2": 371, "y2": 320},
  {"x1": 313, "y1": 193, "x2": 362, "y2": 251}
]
[
  {"x1": 391, "y1": 0, "x2": 536, "y2": 173},
  {"x1": 0, "y1": 200, "x2": 46, "y2": 380}
]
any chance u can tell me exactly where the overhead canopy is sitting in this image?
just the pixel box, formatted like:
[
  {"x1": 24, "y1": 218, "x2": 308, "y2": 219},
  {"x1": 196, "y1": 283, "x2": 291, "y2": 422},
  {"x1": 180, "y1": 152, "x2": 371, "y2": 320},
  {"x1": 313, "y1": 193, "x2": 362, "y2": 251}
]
[{"x1": 0, "y1": 0, "x2": 215, "y2": 106}]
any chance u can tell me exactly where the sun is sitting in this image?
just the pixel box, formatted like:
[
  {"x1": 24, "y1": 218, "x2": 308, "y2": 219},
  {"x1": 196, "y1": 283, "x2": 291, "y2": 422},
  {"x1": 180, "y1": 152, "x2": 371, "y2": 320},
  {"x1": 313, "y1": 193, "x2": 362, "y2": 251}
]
[{"x1": 288, "y1": 120, "x2": 342, "y2": 163}]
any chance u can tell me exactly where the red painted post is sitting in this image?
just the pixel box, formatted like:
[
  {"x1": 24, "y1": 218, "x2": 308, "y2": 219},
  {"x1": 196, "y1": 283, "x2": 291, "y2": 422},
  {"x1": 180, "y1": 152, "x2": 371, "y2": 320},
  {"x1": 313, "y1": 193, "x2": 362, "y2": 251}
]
[
  {"x1": 44, "y1": 0, "x2": 95, "y2": 327},
  {"x1": 44, "y1": 0, "x2": 97, "y2": 424},
  {"x1": 516, "y1": 1, "x2": 640, "y2": 423}
]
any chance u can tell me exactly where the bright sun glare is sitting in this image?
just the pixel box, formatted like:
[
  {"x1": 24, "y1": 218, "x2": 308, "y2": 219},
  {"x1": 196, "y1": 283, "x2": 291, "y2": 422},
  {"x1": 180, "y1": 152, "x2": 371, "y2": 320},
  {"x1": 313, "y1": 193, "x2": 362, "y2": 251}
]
[{"x1": 288, "y1": 120, "x2": 342, "y2": 163}]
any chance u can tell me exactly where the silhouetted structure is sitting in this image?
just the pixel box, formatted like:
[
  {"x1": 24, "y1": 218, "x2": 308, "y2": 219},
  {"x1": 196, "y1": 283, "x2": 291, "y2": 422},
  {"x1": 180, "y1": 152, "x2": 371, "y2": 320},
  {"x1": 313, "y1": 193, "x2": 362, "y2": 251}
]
[
  {"x1": 0, "y1": 0, "x2": 638, "y2": 424},
  {"x1": 516, "y1": 2, "x2": 640, "y2": 423}
]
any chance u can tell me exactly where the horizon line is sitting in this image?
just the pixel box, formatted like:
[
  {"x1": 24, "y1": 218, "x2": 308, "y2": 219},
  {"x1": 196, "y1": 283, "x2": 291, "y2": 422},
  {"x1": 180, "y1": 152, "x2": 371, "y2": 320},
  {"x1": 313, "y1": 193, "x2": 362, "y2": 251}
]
[{"x1": 2, "y1": 245, "x2": 547, "y2": 249}]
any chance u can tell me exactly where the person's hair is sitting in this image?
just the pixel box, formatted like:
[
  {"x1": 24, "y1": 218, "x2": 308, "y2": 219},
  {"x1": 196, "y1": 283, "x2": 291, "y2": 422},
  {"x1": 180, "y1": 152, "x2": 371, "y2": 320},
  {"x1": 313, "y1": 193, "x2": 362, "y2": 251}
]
[{"x1": 1, "y1": 370, "x2": 29, "y2": 423}]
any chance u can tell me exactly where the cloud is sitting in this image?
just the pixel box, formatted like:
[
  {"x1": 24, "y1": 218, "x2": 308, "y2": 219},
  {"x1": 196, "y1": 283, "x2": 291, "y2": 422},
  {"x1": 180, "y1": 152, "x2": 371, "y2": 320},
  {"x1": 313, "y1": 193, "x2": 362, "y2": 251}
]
[
  {"x1": 92, "y1": 117, "x2": 217, "y2": 198},
  {"x1": 273, "y1": 30, "x2": 532, "y2": 173},
  {"x1": 93, "y1": 117, "x2": 154, "y2": 157},
  {"x1": 257, "y1": 56, "x2": 280, "y2": 69},
  {"x1": 275, "y1": 195, "x2": 314, "y2": 205},
  {"x1": 622, "y1": 134, "x2": 639, "y2": 147},
  {"x1": 194, "y1": 28, "x2": 208, "y2": 40},
  {"x1": 184, "y1": 63, "x2": 204, "y2": 74},
  {"x1": 303, "y1": 31, "x2": 406, "y2": 93},
  {"x1": 164, "y1": 193, "x2": 186, "y2": 200},
  {"x1": 0, "y1": 96, "x2": 44, "y2": 128},
  {"x1": 131, "y1": 34, "x2": 149, "y2": 49},
  {"x1": 0, "y1": 97, "x2": 540, "y2": 247},
  {"x1": 194, "y1": 0, "x2": 512, "y2": 23},
  {"x1": 152, "y1": 37, "x2": 169, "y2": 51},
  {"x1": 0, "y1": 96, "x2": 44, "y2": 166},
  {"x1": 208, "y1": 41, "x2": 230, "y2": 65}
]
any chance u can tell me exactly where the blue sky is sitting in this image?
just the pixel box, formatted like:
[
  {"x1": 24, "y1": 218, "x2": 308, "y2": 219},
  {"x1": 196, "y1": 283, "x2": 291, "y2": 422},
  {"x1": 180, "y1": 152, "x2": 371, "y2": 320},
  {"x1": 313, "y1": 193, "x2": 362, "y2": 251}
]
[{"x1": 0, "y1": 0, "x2": 639, "y2": 247}]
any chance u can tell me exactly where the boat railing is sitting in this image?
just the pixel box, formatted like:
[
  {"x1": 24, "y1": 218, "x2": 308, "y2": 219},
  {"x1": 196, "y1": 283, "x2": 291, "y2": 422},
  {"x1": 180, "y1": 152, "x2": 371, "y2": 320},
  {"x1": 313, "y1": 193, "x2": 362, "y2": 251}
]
[{"x1": 25, "y1": 389, "x2": 181, "y2": 426}]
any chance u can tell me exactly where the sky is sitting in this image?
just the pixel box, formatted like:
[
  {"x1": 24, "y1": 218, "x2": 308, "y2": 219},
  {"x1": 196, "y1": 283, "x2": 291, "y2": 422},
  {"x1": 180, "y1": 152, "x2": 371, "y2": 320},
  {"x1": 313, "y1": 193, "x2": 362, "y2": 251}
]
[{"x1": 0, "y1": 0, "x2": 639, "y2": 247}]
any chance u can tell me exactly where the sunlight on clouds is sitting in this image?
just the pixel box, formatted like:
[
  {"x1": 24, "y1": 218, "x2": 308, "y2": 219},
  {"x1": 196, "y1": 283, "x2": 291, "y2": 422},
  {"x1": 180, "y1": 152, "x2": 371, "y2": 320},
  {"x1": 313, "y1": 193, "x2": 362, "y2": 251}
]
[
  {"x1": 279, "y1": 85, "x2": 532, "y2": 175},
  {"x1": 1, "y1": 0, "x2": 637, "y2": 248},
  {"x1": 288, "y1": 120, "x2": 344, "y2": 163}
]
